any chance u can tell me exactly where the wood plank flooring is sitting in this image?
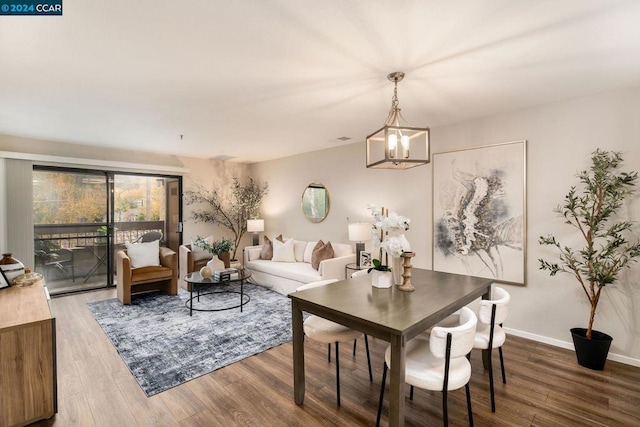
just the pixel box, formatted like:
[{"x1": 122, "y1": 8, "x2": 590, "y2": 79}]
[{"x1": 34, "y1": 288, "x2": 640, "y2": 426}]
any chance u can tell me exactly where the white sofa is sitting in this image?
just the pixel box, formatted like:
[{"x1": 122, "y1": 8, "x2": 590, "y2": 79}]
[{"x1": 243, "y1": 240, "x2": 355, "y2": 295}]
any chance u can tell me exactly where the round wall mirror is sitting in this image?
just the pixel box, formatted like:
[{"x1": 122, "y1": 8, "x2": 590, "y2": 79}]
[{"x1": 301, "y1": 183, "x2": 330, "y2": 223}]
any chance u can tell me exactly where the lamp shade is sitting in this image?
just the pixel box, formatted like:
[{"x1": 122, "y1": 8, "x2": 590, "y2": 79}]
[
  {"x1": 348, "y1": 222, "x2": 371, "y2": 242},
  {"x1": 247, "y1": 219, "x2": 264, "y2": 233}
]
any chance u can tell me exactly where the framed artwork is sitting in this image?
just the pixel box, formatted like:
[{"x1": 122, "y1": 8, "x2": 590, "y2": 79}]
[
  {"x1": 360, "y1": 251, "x2": 372, "y2": 268},
  {"x1": 0, "y1": 269, "x2": 10, "y2": 289},
  {"x1": 432, "y1": 140, "x2": 527, "y2": 285}
]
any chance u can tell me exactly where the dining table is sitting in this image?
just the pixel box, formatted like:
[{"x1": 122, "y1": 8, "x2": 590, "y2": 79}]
[{"x1": 289, "y1": 268, "x2": 494, "y2": 426}]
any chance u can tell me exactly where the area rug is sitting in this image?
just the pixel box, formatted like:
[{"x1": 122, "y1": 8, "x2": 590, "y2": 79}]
[{"x1": 87, "y1": 283, "x2": 294, "y2": 396}]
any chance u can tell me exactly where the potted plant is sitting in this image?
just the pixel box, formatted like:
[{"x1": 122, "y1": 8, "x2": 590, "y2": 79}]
[
  {"x1": 368, "y1": 258, "x2": 393, "y2": 288},
  {"x1": 195, "y1": 236, "x2": 235, "y2": 269},
  {"x1": 539, "y1": 149, "x2": 640, "y2": 370}
]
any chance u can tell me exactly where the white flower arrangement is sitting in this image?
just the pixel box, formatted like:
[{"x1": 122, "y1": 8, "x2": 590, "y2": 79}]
[{"x1": 367, "y1": 203, "x2": 411, "y2": 260}]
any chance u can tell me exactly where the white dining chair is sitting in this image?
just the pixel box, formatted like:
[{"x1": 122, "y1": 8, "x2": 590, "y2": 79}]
[
  {"x1": 376, "y1": 307, "x2": 477, "y2": 427},
  {"x1": 473, "y1": 286, "x2": 510, "y2": 412},
  {"x1": 297, "y1": 279, "x2": 373, "y2": 406}
]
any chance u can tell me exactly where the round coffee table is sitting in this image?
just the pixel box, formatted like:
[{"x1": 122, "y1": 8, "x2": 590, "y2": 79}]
[{"x1": 183, "y1": 270, "x2": 251, "y2": 316}]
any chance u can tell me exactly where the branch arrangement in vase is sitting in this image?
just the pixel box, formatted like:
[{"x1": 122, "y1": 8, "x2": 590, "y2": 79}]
[{"x1": 185, "y1": 177, "x2": 268, "y2": 260}]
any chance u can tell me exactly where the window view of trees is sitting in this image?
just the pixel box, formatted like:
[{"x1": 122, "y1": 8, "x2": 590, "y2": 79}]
[{"x1": 33, "y1": 171, "x2": 163, "y2": 224}]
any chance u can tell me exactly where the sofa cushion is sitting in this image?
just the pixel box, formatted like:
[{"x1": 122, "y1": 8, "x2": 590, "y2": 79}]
[
  {"x1": 191, "y1": 235, "x2": 213, "y2": 259},
  {"x1": 246, "y1": 259, "x2": 322, "y2": 283},
  {"x1": 125, "y1": 240, "x2": 160, "y2": 268},
  {"x1": 272, "y1": 238, "x2": 296, "y2": 262},
  {"x1": 332, "y1": 242, "x2": 353, "y2": 258},
  {"x1": 312, "y1": 240, "x2": 334, "y2": 270},
  {"x1": 260, "y1": 236, "x2": 273, "y2": 260},
  {"x1": 131, "y1": 265, "x2": 173, "y2": 284},
  {"x1": 294, "y1": 240, "x2": 307, "y2": 262},
  {"x1": 303, "y1": 241, "x2": 318, "y2": 263}
]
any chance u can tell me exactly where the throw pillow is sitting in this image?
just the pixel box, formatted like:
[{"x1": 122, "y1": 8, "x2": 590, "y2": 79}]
[
  {"x1": 259, "y1": 236, "x2": 273, "y2": 260},
  {"x1": 272, "y1": 238, "x2": 296, "y2": 262},
  {"x1": 125, "y1": 240, "x2": 160, "y2": 268},
  {"x1": 303, "y1": 241, "x2": 318, "y2": 263},
  {"x1": 191, "y1": 235, "x2": 213, "y2": 261},
  {"x1": 311, "y1": 240, "x2": 334, "y2": 270}
]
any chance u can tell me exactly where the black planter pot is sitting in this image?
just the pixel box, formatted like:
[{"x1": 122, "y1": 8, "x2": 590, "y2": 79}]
[{"x1": 570, "y1": 328, "x2": 613, "y2": 370}]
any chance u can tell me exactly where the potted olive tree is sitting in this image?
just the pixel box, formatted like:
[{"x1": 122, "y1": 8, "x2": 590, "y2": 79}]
[
  {"x1": 185, "y1": 177, "x2": 268, "y2": 262},
  {"x1": 539, "y1": 149, "x2": 640, "y2": 370}
]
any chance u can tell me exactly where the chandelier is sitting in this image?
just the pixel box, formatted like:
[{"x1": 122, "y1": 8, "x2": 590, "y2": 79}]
[{"x1": 366, "y1": 72, "x2": 430, "y2": 169}]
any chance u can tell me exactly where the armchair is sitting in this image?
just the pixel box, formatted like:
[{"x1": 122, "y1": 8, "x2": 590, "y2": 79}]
[
  {"x1": 116, "y1": 246, "x2": 178, "y2": 305},
  {"x1": 179, "y1": 244, "x2": 223, "y2": 289}
]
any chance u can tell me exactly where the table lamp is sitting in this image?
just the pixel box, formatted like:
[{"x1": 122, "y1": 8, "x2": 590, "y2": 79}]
[
  {"x1": 348, "y1": 222, "x2": 371, "y2": 267},
  {"x1": 247, "y1": 219, "x2": 264, "y2": 246}
]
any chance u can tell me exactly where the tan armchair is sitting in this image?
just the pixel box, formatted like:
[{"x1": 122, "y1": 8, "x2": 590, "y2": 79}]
[
  {"x1": 116, "y1": 246, "x2": 178, "y2": 305},
  {"x1": 179, "y1": 244, "x2": 219, "y2": 289}
]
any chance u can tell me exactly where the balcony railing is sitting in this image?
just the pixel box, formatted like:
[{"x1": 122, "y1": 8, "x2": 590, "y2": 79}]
[
  {"x1": 34, "y1": 221, "x2": 165, "y2": 249},
  {"x1": 34, "y1": 221, "x2": 165, "y2": 294}
]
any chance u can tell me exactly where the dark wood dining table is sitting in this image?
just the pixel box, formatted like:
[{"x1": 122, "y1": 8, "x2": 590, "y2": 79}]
[{"x1": 289, "y1": 268, "x2": 494, "y2": 427}]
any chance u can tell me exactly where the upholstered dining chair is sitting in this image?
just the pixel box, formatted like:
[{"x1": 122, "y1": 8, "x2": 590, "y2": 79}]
[
  {"x1": 297, "y1": 279, "x2": 373, "y2": 406},
  {"x1": 376, "y1": 307, "x2": 477, "y2": 427},
  {"x1": 473, "y1": 286, "x2": 510, "y2": 412}
]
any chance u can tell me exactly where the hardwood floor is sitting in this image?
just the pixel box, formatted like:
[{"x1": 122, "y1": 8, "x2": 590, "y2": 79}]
[{"x1": 36, "y1": 288, "x2": 640, "y2": 427}]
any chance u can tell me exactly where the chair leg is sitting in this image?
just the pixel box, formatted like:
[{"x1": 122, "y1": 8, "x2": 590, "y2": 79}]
[
  {"x1": 465, "y1": 382, "x2": 474, "y2": 427},
  {"x1": 488, "y1": 348, "x2": 496, "y2": 412},
  {"x1": 364, "y1": 334, "x2": 373, "y2": 382},
  {"x1": 353, "y1": 339, "x2": 357, "y2": 356},
  {"x1": 376, "y1": 363, "x2": 387, "y2": 427},
  {"x1": 410, "y1": 385, "x2": 414, "y2": 400},
  {"x1": 442, "y1": 389, "x2": 448, "y2": 427},
  {"x1": 335, "y1": 342, "x2": 341, "y2": 406},
  {"x1": 327, "y1": 343, "x2": 331, "y2": 363},
  {"x1": 499, "y1": 346, "x2": 506, "y2": 384}
]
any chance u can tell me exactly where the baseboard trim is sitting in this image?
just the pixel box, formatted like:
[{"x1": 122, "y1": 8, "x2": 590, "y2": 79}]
[{"x1": 504, "y1": 327, "x2": 640, "y2": 368}]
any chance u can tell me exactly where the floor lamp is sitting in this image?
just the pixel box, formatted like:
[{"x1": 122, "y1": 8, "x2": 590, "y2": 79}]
[
  {"x1": 247, "y1": 219, "x2": 264, "y2": 246},
  {"x1": 348, "y1": 222, "x2": 371, "y2": 267}
]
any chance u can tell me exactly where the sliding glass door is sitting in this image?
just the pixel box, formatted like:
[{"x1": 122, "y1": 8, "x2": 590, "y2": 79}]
[{"x1": 33, "y1": 167, "x2": 182, "y2": 295}]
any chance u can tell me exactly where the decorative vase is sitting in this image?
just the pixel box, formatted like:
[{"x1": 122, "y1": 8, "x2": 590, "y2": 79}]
[
  {"x1": 570, "y1": 327, "x2": 613, "y2": 370},
  {"x1": 397, "y1": 251, "x2": 416, "y2": 292},
  {"x1": 391, "y1": 256, "x2": 403, "y2": 285},
  {"x1": 217, "y1": 252, "x2": 231, "y2": 269},
  {"x1": 13, "y1": 268, "x2": 42, "y2": 286},
  {"x1": 371, "y1": 270, "x2": 393, "y2": 288},
  {"x1": 0, "y1": 253, "x2": 25, "y2": 284}
]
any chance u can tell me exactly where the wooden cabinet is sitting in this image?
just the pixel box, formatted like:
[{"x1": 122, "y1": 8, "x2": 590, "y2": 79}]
[{"x1": 0, "y1": 280, "x2": 57, "y2": 427}]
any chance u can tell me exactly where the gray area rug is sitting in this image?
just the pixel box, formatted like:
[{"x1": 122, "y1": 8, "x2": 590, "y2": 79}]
[{"x1": 87, "y1": 283, "x2": 293, "y2": 396}]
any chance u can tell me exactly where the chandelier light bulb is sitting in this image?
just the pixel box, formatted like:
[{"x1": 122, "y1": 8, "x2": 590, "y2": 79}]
[
  {"x1": 401, "y1": 135, "x2": 410, "y2": 158},
  {"x1": 388, "y1": 133, "x2": 397, "y2": 158}
]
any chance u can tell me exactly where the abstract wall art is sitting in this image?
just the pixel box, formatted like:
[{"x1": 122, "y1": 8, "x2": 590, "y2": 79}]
[{"x1": 432, "y1": 140, "x2": 527, "y2": 285}]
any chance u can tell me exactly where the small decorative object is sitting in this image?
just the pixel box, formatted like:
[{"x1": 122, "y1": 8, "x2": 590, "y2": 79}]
[
  {"x1": 0, "y1": 253, "x2": 25, "y2": 284},
  {"x1": 13, "y1": 268, "x2": 43, "y2": 287},
  {"x1": 199, "y1": 266, "x2": 213, "y2": 278},
  {"x1": 360, "y1": 251, "x2": 372, "y2": 268},
  {"x1": 397, "y1": 252, "x2": 416, "y2": 292},
  {"x1": 367, "y1": 204, "x2": 411, "y2": 286},
  {"x1": 539, "y1": 150, "x2": 640, "y2": 370}
]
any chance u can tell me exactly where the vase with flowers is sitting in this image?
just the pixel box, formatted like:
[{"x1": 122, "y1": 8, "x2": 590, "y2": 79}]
[{"x1": 367, "y1": 204, "x2": 411, "y2": 287}]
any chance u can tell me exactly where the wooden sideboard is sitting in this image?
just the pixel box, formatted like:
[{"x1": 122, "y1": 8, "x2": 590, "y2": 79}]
[{"x1": 0, "y1": 279, "x2": 57, "y2": 427}]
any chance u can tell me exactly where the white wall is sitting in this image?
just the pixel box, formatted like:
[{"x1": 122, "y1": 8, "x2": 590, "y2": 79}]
[{"x1": 250, "y1": 86, "x2": 640, "y2": 365}]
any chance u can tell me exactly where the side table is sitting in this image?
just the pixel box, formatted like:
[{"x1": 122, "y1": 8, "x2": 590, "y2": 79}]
[{"x1": 345, "y1": 262, "x2": 367, "y2": 278}]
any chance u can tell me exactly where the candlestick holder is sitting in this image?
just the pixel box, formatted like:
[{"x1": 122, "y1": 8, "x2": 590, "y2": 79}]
[{"x1": 397, "y1": 251, "x2": 416, "y2": 292}]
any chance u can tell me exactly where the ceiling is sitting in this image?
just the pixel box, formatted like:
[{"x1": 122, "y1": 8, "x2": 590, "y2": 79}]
[{"x1": 1, "y1": 0, "x2": 640, "y2": 163}]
